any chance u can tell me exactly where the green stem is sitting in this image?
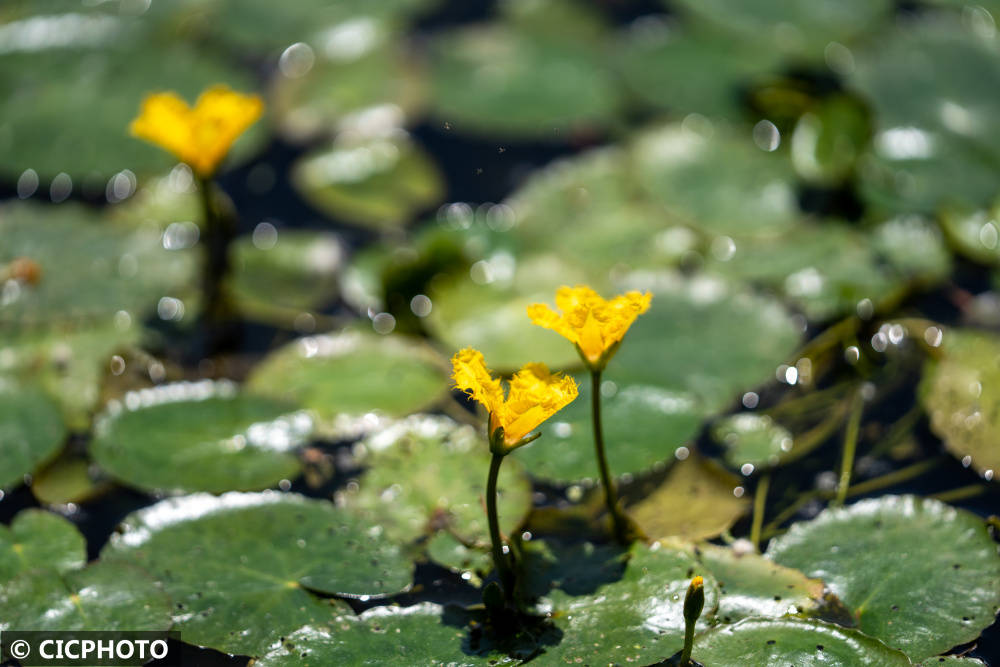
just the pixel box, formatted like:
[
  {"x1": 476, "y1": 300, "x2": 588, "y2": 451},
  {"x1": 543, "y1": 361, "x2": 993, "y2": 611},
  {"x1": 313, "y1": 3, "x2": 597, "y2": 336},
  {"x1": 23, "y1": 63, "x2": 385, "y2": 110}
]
[
  {"x1": 931, "y1": 484, "x2": 987, "y2": 503},
  {"x1": 196, "y1": 175, "x2": 235, "y2": 355},
  {"x1": 834, "y1": 392, "x2": 864, "y2": 507},
  {"x1": 750, "y1": 472, "x2": 770, "y2": 552},
  {"x1": 591, "y1": 370, "x2": 627, "y2": 544},
  {"x1": 486, "y1": 452, "x2": 515, "y2": 602},
  {"x1": 680, "y1": 622, "x2": 695, "y2": 665}
]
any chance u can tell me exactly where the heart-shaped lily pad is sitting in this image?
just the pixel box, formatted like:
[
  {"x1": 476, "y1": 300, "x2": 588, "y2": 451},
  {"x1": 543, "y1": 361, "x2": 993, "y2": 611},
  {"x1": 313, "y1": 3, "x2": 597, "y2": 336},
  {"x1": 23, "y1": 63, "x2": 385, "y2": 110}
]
[
  {"x1": 246, "y1": 330, "x2": 450, "y2": 427},
  {"x1": 227, "y1": 230, "x2": 343, "y2": 325},
  {"x1": 703, "y1": 222, "x2": 898, "y2": 321},
  {"x1": 0, "y1": 320, "x2": 140, "y2": 431},
  {"x1": 920, "y1": 328, "x2": 1000, "y2": 478},
  {"x1": 669, "y1": 0, "x2": 893, "y2": 60},
  {"x1": 91, "y1": 381, "x2": 312, "y2": 494},
  {"x1": 766, "y1": 495, "x2": 1000, "y2": 660},
  {"x1": 616, "y1": 21, "x2": 783, "y2": 119},
  {"x1": 254, "y1": 602, "x2": 505, "y2": 666},
  {"x1": 0, "y1": 201, "x2": 197, "y2": 327},
  {"x1": 540, "y1": 542, "x2": 719, "y2": 665},
  {"x1": 0, "y1": 560, "x2": 172, "y2": 632},
  {"x1": 693, "y1": 617, "x2": 911, "y2": 666},
  {"x1": 0, "y1": 510, "x2": 85, "y2": 584},
  {"x1": 610, "y1": 272, "x2": 802, "y2": 414},
  {"x1": 101, "y1": 491, "x2": 412, "y2": 656},
  {"x1": 425, "y1": 253, "x2": 591, "y2": 371},
  {"x1": 695, "y1": 542, "x2": 823, "y2": 623},
  {"x1": 629, "y1": 453, "x2": 749, "y2": 542},
  {"x1": 0, "y1": 379, "x2": 67, "y2": 489},
  {"x1": 632, "y1": 123, "x2": 800, "y2": 238},
  {"x1": 292, "y1": 133, "x2": 444, "y2": 230},
  {"x1": 712, "y1": 413, "x2": 795, "y2": 470},
  {"x1": 848, "y1": 16, "x2": 1000, "y2": 213},
  {"x1": 426, "y1": 4, "x2": 620, "y2": 139},
  {"x1": 342, "y1": 415, "x2": 532, "y2": 563},
  {"x1": 516, "y1": 379, "x2": 701, "y2": 483}
]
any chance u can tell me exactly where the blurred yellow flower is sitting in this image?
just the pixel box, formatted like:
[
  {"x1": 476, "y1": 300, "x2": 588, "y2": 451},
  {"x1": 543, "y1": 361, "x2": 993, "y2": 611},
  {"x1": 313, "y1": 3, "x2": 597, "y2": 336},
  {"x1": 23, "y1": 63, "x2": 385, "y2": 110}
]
[
  {"x1": 130, "y1": 85, "x2": 263, "y2": 177},
  {"x1": 527, "y1": 285, "x2": 652, "y2": 368},
  {"x1": 452, "y1": 348, "x2": 578, "y2": 452}
]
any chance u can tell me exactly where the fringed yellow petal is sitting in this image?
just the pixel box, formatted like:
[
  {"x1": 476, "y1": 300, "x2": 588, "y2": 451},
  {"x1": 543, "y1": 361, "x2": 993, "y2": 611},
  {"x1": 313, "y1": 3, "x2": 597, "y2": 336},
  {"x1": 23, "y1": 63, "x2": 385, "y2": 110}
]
[
  {"x1": 527, "y1": 285, "x2": 652, "y2": 367},
  {"x1": 451, "y1": 348, "x2": 504, "y2": 416},
  {"x1": 130, "y1": 85, "x2": 263, "y2": 177}
]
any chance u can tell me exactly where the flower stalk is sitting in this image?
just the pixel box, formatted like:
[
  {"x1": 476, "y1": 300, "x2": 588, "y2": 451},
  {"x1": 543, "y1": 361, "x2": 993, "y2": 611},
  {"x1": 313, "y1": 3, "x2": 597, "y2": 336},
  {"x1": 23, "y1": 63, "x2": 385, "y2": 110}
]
[
  {"x1": 591, "y1": 369, "x2": 628, "y2": 544},
  {"x1": 486, "y1": 448, "x2": 516, "y2": 603},
  {"x1": 680, "y1": 575, "x2": 705, "y2": 665}
]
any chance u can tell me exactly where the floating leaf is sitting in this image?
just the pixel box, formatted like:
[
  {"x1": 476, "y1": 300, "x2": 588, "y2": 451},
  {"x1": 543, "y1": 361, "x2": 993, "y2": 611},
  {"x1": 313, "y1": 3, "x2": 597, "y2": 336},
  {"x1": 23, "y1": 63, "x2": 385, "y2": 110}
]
[
  {"x1": 695, "y1": 543, "x2": 823, "y2": 623},
  {"x1": 426, "y1": 253, "x2": 591, "y2": 370},
  {"x1": 940, "y1": 205, "x2": 1000, "y2": 266},
  {"x1": 920, "y1": 328, "x2": 1000, "y2": 478},
  {"x1": 426, "y1": 8, "x2": 619, "y2": 139},
  {"x1": 0, "y1": 379, "x2": 66, "y2": 489},
  {"x1": 292, "y1": 133, "x2": 444, "y2": 230},
  {"x1": 425, "y1": 532, "x2": 491, "y2": 584},
  {"x1": 616, "y1": 21, "x2": 783, "y2": 119},
  {"x1": 520, "y1": 539, "x2": 629, "y2": 600},
  {"x1": 227, "y1": 230, "x2": 343, "y2": 325},
  {"x1": 848, "y1": 16, "x2": 1000, "y2": 213},
  {"x1": 247, "y1": 331, "x2": 449, "y2": 427},
  {"x1": 342, "y1": 415, "x2": 532, "y2": 559},
  {"x1": 516, "y1": 379, "x2": 701, "y2": 483},
  {"x1": 91, "y1": 381, "x2": 311, "y2": 494},
  {"x1": 0, "y1": 510, "x2": 85, "y2": 584},
  {"x1": 541, "y1": 543, "x2": 719, "y2": 665},
  {"x1": 669, "y1": 0, "x2": 894, "y2": 60},
  {"x1": 255, "y1": 602, "x2": 506, "y2": 666},
  {"x1": 871, "y1": 216, "x2": 952, "y2": 284},
  {"x1": 632, "y1": 123, "x2": 800, "y2": 238},
  {"x1": 611, "y1": 272, "x2": 802, "y2": 413},
  {"x1": 629, "y1": 453, "x2": 749, "y2": 542},
  {"x1": 0, "y1": 201, "x2": 197, "y2": 326},
  {"x1": 712, "y1": 413, "x2": 795, "y2": 470},
  {"x1": 0, "y1": 561, "x2": 172, "y2": 632},
  {"x1": 30, "y1": 454, "x2": 109, "y2": 506},
  {"x1": 790, "y1": 95, "x2": 872, "y2": 185},
  {"x1": 694, "y1": 617, "x2": 911, "y2": 666},
  {"x1": 767, "y1": 495, "x2": 1000, "y2": 660},
  {"x1": 101, "y1": 492, "x2": 412, "y2": 656}
]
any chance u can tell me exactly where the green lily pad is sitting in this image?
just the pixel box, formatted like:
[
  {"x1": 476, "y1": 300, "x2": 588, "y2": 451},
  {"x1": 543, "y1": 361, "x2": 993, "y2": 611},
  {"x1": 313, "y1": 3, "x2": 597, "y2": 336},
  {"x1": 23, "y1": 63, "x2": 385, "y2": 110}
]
[
  {"x1": 609, "y1": 272, "x2": 802, "y2": 413},
  {"x1": 790, "y1": 95, "x2": 872, "y2": 185},
  {"x1": 227, "y1": 230, "x2": 342, "y2": 325},
  {"x1": 31, "y1": 454, "x2": 110, "y2": 506},
  {"x1": 255, "y1": 602, "x2": 506, "y2": 666},
  {"x1": 0, "y1": 380, "x2": 67, "y2": 489},
  {"x1": 0, "y1": 560, "x2": 172, "y2": 632},
  {"x1": 0, "y1": 28, "x2": 261, "y2": 181},
  {"x1": 940, "y1": 205, "x2": 1000, "y2": 266},
  {"x1": 0, "y1": 510, "x2": 85, "y2": 584},
  {"x1": 712, "y1": 413, "x2": 795, "y2": 470},
  {"x1": 425, "y1": 253, "x2": 591, "y2": 371},
  {"x1": 871, "y1": 216, "x2": 953, "y2": 284},
  {"x1": 616, "y1": 21, "x2": 783, "y2": 119},
  {"x1": 632, "y1": 123, "x2": 800, "y2": 238},
  {"x1": 342, "y1": 415, "x2": 532, "y2": 557},
  {"x1": 629, "y1": 453, "x2": 749, "y2": 542},
  {"x1": 0, "y1": 201, "x2": 197, "y2": 327},
  {"x1": 766, "y1": 495, "x2": 1000, "y2": 660},
  {"x1": 91, "y1": 381, "x2": 311, "y2": 494},
  {"x1": 848, "y1": 16, "x2": 1000, "y2": 213},
  {"x1": 0, "y1": 320, "x2": 141, "y2": 431},
  {"x1": 270, "y1": 24, "x2": 424, "y2": 141},
  {"x1": 516, "y1": 379, "x2": 701, "y2": 483},
  {"x1": 693, "y1": 617, "x2": 911, "y2": 666},
  {"x1": 520, "y1": 539, "x2": 629, "y2": 600},
  {"x1": 541, "y1": 542, "x2": 719, "y2": 665},
  {"x1": 425, "y1": 532, "x2": 491, "y2": 584},
  {"x1": 292, "y1": 133, "x2": 444, "y2": 231},
  {"x1": 101, "y1": 492, "x2": 412, "y2": 655},
  {"x1": 505, "y1": 147, "x2": 679, "y2": 272},
  {"x1": 704, "y1": 222, "x2": 898, "y2": 321},
  {"x1": 920, "y1": 328, "x2": 1000, "y2": 477},
  {"x1": 426, "y1": 5, "x2": 620, "y2": 139},
  {"x1": 669, "y1": 0, "x2": 894, "y2": 61},
  {"x1": 247, "y1": 331, "x2": 449, "y2": 428},
  {"x1": 695, "y1": 543, "x2": 823, "y2": 623}
]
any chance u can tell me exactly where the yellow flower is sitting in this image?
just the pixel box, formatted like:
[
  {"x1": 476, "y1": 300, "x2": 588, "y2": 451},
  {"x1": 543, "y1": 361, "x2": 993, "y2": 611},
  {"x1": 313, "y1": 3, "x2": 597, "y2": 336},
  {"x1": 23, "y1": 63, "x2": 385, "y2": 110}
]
[
  {"x1": 527, "y1": 285, "x2": 652, "y2": 369},
  {"x1": 452, "y1": 348, "x2": 578, "y2": 453},
  {"x1": 130, "y1": 85, "x2": 263, "y2": 177}
]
